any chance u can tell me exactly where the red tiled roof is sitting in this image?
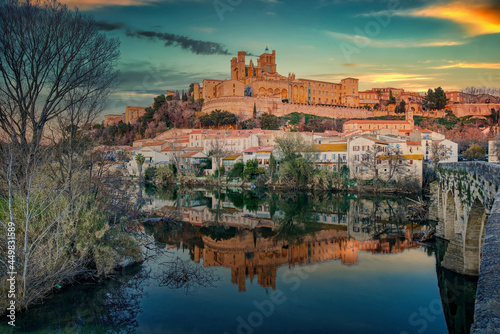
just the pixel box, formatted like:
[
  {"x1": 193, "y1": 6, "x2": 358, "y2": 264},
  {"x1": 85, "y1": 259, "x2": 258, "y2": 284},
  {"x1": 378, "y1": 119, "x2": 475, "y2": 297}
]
[
  {"x1": 407, "y1": 141, "x2": 421, "y2": 145},
  {"x1": 344, "y1": 120, "x2": 410, "y2": 124}
]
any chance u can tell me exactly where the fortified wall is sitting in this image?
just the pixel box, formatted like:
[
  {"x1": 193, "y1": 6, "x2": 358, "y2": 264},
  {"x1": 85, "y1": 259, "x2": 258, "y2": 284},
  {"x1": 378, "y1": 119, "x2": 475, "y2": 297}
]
[
  {"x1": 450, "y1": 103, "x2": 500, "y2": 118},
  {"x1": 201, "y1": 96, "x2": 374, "y2": 120}
]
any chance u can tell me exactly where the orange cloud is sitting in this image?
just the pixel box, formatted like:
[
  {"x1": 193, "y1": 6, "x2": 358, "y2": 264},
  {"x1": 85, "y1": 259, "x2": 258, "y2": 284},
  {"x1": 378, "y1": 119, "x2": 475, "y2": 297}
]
[
  {"x1": 432, "y1": 62, "x2": 500, "y2": 69},
  {"x1": 60, "y1": 0, "x2": 159, "y2": 9},
  {"x1": 412, "y1": 1, "x2": 500, "y2": 36},
  {"x1": 358, "y1": 73, "x2": 433, "y2": 83}
]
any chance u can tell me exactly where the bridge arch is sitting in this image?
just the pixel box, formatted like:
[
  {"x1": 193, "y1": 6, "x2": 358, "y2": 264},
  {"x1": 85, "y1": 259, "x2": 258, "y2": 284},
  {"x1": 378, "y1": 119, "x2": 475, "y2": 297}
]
[{"x1": 463, "y1": 199, "x2": 487, "y2": 275}]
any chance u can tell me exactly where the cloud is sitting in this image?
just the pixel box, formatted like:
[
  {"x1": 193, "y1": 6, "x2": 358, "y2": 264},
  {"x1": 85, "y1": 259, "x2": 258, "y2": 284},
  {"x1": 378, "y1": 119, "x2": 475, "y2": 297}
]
[
  {"x1": 358, "y1": 73, "x2": 434, "y2": 83},
  {"x1": 61, "y1": 0, "x2": 160, "y2": 10},
  {"x1": 326, "y1": 30, "x2": 467, "y2": 48},
  {"x1": 95, "y1": 21, "x2": 125, "y2": 31},
  {"x1": 364, "y1": 1, "x2": 500, "y2": 37},
  {"x1": 125, "y1": 30, "x2": 231, "y2": 55},
  {"x1": 431, "y1": 62, "x2": 500, "y2": 69},
  {"x1": 259, "y1": 0, "x2": 281, "y2": 4},
  {"x1": 61, "y1": 0, "x2": 208, "y2": 10},
  {"x1": 191, "y1": 26, "x2": 216, "y2": 34}
]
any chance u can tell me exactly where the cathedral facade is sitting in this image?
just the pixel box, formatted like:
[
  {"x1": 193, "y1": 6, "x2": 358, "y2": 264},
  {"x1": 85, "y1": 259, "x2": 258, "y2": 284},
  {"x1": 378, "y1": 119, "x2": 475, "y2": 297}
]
[{"x1": 193, "y1": 49, "x2": 364, "y2": 120}]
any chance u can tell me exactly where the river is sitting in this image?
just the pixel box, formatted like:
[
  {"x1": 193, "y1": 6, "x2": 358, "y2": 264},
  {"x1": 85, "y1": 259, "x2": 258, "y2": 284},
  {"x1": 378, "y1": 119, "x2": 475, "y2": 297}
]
[{"x1": 1, "y1": 187, "x2": 477, "y2": 334}]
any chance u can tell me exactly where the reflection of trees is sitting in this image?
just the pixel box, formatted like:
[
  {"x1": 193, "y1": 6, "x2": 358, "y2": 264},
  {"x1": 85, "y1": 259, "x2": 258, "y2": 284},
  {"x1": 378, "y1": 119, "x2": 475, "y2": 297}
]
[
  {"x1": 157, "y1": 257, "x2": 221, "y2": 294},
  {"x1": 11, "y1": 265, "x2": 148, "y2": 333},
  {"x1": 272, "y1": 192, "x2": 323, "y2": 245}
]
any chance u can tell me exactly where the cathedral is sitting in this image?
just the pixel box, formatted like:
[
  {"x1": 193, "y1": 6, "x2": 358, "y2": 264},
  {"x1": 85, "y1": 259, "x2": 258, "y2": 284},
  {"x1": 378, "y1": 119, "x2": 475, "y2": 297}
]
[{"x1": 193, "y1": 48, "x2": 360, "y2": 108}]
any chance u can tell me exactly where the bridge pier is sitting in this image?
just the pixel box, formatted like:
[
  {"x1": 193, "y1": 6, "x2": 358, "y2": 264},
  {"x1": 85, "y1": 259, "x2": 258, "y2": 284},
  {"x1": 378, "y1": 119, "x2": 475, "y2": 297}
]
[{"x1": 434, "y1": 162, "x2": 500, "y2": 333}]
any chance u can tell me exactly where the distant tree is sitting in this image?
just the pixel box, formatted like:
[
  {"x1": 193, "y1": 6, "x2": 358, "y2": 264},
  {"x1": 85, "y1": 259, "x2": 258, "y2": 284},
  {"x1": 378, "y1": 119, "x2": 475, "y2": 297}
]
[
  {"x1": 261, "y1": 113, "x2": 279, "y2": 130},
  {"x1": 228, "y1": 161, "x2": 244, "y2": 178},
  {"x1": 243, "y1": 160, "x2": 260, "y2": 180},
  {"x1": 153, "y1": 94, "x2": 166, "y2": 110},
  {"x1": 423, "y1": 87, "x2": 448, "y2": 110},
  {"x1": 135, "y1": 153, "x2": 145, "y2": 176},
  {"x1": 253, "y1": 103, "x2": 257, "y2": 119},
  {"x1": 430, "y1": 142, "x2": 452, "y2": 164},
  {"x1": 189, "y1": 83, "x2": 195, "y2": 93},
  {"x1": 488, "y1": 108, "x2": 500, "y2": 126},
  {"x1": 199, "y1": 110, "x2": 237, "y2": 128},
  {"x1": 394, "y1": 100, "x2": 406, "y2": 114},
  {"x1": 207, "y1": 138, "x2": 228, "y2": 188},
  {"x1": 182, "y1": 93, "x2": 188, "y2": 102},
  {"x1": 461, "y1": 86, "x2": 500, "y2": 97},
  {"x1": 463, "y1": 144, "x2": 486, "y2": 161},
  {"x1": 388, "y1": 91, "x2": 396, "y2": 105}
]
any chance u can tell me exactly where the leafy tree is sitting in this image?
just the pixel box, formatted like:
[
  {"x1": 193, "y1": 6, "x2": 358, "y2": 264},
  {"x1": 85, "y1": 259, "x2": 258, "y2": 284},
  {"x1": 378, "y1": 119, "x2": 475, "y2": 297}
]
[
  {"x1": 275, "y1": 133, "x2": 310, "y2": 162},
  {"x1": 261, "y1": 113, "x2": 279, "y2": 130},
  {"x1": 395, "y1": 100, "x2": 406, "y2": 114},
  {"x1": 199, "y1": 110, "x2": 237, "y2": 128},
  {"x1": 154, "y1": 164, "x2": 177, "y2": 186},
  {"x1": 463, "y1": 144, "x2": 486, "y2": 161},
  {"x1": 182, "y1": 93, "x2": 188, "y2": 102},
  {"x1": 423, "y1": 87, "x2": 448, "y2": 110},
  {"x1": 189, "y1": 83, "x2": 195, "y2": 93},
  {"x1": 243, "y1": 160, "x2": 259, "y2": 180},
  {"x1": 388, "y1": 90, "x2": 396, "y2": 105},
  {"x1": 228, "y1": 161, "x2": 244, "y2": 178},
  {"x1": 153, "y1": 94, "x2": 166, "y2": 110},
  {"x1": 269, "y1": 153, "x2": 277, "y2": 181},
  {"x1": 135, "y1": 153, "x2": 145, "y2": 176}
]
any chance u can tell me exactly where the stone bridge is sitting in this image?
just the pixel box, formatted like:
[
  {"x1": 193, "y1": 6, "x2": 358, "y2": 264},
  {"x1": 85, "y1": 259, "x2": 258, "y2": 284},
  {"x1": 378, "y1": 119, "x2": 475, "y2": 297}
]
[{"x1": 430, "y1": 162, "x2": 500, "y2": 333}]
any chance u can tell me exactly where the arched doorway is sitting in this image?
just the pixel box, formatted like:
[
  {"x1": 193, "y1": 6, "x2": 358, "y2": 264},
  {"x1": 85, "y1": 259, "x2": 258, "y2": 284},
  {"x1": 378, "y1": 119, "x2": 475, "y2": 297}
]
[{"x1": 281, "y1": 89, "x2": 288, "y2": 99}]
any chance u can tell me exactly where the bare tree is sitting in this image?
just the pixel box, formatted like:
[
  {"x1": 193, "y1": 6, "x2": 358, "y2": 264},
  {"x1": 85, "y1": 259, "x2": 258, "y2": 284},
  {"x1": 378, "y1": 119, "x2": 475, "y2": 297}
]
[
  {"x1": 207, "y1": 137, "x2": 228, "y2": 188},
  {"x1": 354, "y1": 143, "x2": 385, "y2": 181},
  {"x1": 384, "y1": 147, "x2": 411, "y2": 182},
  {"x1": 430, "y1": 142, "x2": 452, "y2": 165},
  {"x1": 156, "y1": 257, "x2": 221, "y2": 295},
  {"x1": 0, "y1": 0, "x2": 119, "y2": 155}
]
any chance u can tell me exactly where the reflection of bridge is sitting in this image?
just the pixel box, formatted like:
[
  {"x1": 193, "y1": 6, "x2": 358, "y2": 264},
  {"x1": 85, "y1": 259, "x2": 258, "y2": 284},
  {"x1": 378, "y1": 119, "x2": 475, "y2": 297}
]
[
  {"x1": 431, "y1": 162, "x2": 500, "y2": 333},
  {"x1": 192, "y1": 227, "x2": 419, "y2": 292}
]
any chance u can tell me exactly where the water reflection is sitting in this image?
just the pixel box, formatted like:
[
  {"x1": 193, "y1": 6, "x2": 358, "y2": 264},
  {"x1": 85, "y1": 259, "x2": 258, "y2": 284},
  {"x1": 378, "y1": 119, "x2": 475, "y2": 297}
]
[
  {"x1": 142, "y1": 188, "x2": 422, "y2": 293},
  {"x1": 0, "y1": 188, "x2": 478, "y2": 334}
]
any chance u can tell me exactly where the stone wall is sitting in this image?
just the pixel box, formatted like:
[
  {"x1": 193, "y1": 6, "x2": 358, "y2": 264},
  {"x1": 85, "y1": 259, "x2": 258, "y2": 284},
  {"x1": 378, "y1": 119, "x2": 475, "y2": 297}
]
[
  {"x1": 470, "y1": 191, "x2": 500, "y2": 333},
  {"x1": 438, "y1": 162, "x2": 500, "y2": 333},
  {"x1": 450, "y1": 103, "x2": 500, "y2": 118},
  {"x1": 438, "y1": 162, "x2": 500, "y2": 187},
  {"x1": 201, "y1": 96, "x2": 374, "y2": 120}
]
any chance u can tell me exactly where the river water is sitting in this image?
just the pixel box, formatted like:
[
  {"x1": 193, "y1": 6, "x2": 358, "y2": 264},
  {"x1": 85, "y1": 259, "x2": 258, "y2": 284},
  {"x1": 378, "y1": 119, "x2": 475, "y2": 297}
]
[{"x1": 1, "y1": 188, "x2": 477, "y2": 334}]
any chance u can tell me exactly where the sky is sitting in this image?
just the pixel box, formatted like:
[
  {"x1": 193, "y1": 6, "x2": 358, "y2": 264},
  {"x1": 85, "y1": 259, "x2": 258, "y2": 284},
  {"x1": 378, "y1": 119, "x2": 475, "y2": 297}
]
[{"x1": 60, "y1": 0, "x2": 500, "y2": 115}]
